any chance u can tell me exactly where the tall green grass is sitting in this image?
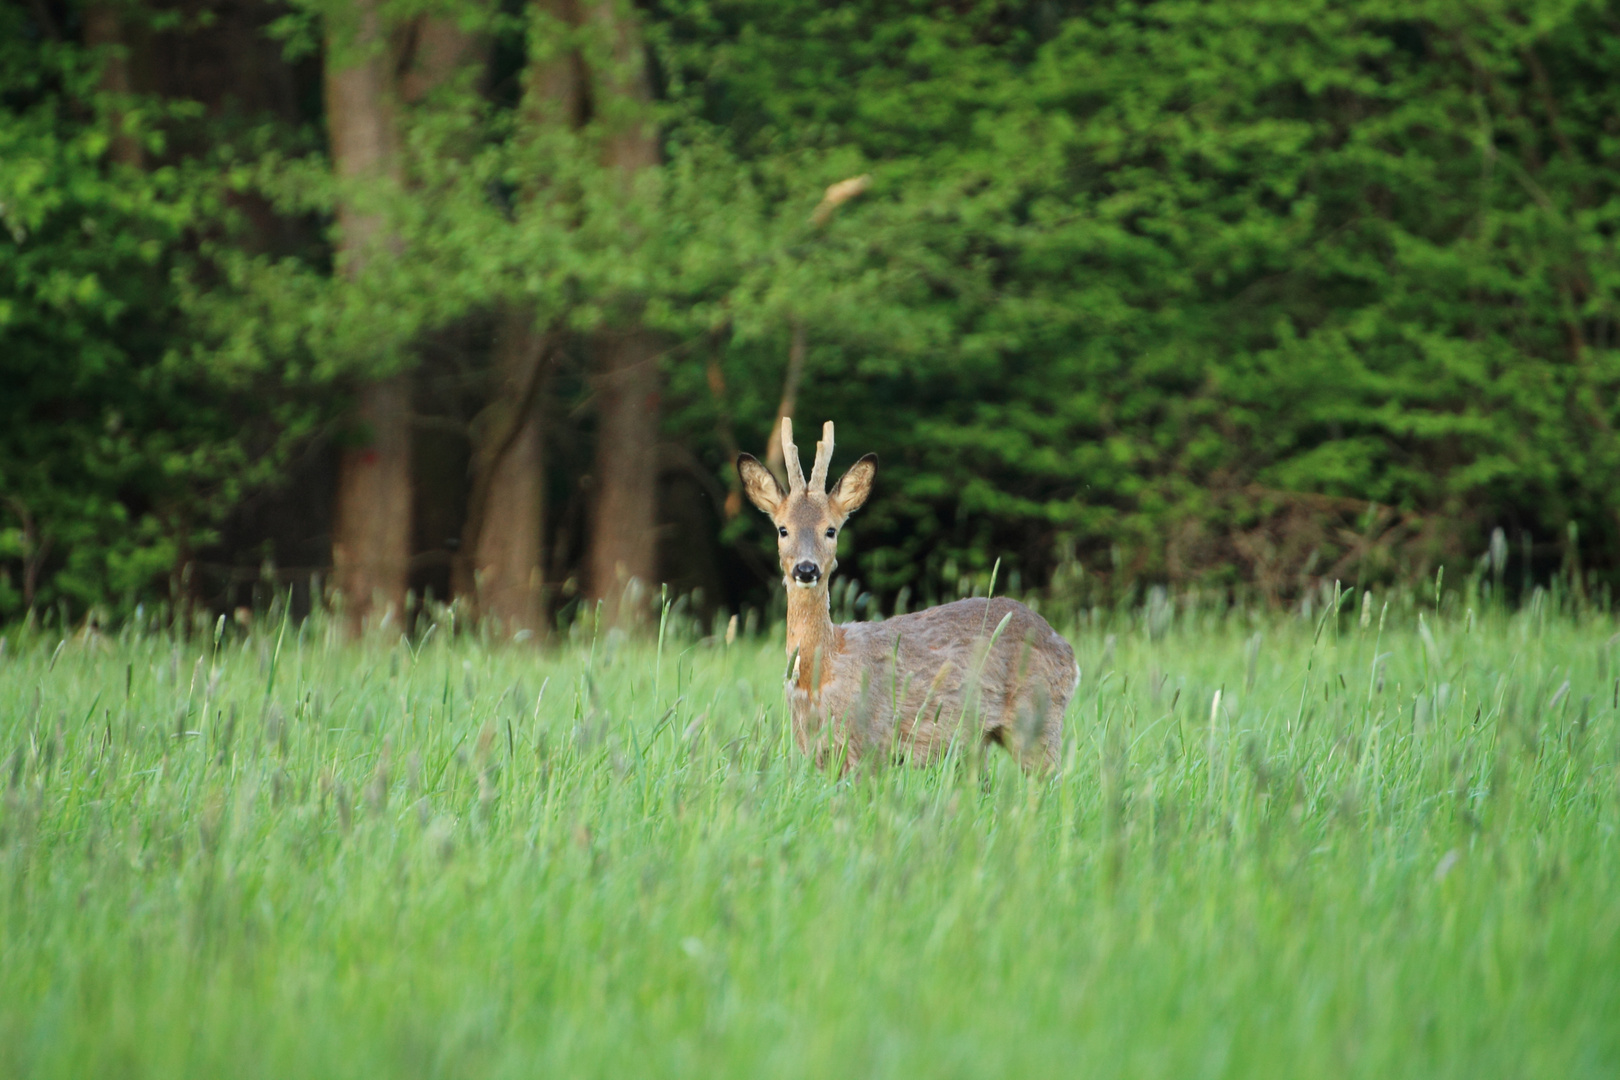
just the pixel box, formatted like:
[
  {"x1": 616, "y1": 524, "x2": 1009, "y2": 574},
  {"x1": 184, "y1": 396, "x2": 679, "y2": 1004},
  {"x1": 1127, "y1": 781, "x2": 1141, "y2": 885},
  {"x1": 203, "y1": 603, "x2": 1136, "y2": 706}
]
[{"x1": 2, "y1": 596, "x2": 1618, "y2": 1078}]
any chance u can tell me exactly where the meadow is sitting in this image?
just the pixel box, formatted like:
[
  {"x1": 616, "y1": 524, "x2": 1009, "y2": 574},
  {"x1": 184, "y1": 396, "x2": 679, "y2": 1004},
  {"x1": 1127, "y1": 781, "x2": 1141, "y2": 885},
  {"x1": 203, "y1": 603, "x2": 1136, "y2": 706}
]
[{"x1": 2, "y1": 591, "x2": 1618, "y2": 1079}]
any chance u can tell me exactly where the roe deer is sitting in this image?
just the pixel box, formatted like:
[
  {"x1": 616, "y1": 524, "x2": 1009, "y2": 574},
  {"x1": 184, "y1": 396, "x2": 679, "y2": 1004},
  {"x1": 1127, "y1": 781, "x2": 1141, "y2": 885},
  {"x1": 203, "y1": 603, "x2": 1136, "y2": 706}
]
[{"x1": 737, "y1": 419, "x2": 1079, "y2": 771}]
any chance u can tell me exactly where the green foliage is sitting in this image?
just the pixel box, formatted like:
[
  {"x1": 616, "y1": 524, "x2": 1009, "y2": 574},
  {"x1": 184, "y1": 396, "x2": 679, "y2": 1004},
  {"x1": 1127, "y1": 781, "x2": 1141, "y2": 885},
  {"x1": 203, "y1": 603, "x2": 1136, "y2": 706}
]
[
  {"x1": 2, "y1": 603, "x2": 1618, "y2": 1075},
  {"x1": 0, "y1": 6, "x2": 312, "y2": 618},
  {"x1": 656, "y1": 0, "x2": 1620, "y2": 597},
  {"x1": 8, "y1": 0, "x2": 1620, "y2": 616}
]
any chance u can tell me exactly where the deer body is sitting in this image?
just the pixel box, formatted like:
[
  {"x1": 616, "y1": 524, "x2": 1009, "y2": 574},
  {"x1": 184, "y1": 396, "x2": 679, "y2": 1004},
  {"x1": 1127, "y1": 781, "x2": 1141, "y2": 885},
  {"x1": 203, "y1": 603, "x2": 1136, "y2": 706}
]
[{"x1": 739, "y1": 420, "x2": 1079, "y2": 771}]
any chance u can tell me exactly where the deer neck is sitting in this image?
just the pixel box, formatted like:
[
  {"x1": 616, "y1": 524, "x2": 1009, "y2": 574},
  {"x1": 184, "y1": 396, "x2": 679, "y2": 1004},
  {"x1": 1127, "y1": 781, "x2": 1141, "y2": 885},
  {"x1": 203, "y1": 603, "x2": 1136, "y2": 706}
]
[{"x1": 785, "y1": 581, "x2": 836, "y2": 694}]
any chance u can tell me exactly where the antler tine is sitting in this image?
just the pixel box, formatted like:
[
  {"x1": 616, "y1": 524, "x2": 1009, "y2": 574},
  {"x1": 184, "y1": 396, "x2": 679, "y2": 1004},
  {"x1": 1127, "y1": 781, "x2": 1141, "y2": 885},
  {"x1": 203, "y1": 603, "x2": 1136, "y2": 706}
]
[
  {"x1": 780, "y1": 416, "x2": 806, "y2": 493},
  {"x1": 809, "y1": 421, "x2": 835, "y2": 493}
]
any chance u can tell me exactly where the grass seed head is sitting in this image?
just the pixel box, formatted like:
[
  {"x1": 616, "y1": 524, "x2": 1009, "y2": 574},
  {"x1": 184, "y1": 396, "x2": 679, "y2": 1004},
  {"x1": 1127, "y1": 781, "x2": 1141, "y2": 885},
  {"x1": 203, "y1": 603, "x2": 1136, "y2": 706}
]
[
  {"x1": 478, "y1": 767, "x2": 497, "y2": 817},
  {"x1": 199, "y1": 790, "x2": 226, "y2": 852},
  {"x1": 336, "y1": 783, "x2": 352, "y2": 832},
  {"x1": 366, "y1": 761, "x2": 389, "y2": 813},
  {"x1": 683, "y1": 712, "x2": 706, "y2": 742},
  {"x1": 425, "y1": 818, "x2": 454, "y2": 862},
  {"x1": 265, "y1": 706, "x2": 287, "y2": 755}
]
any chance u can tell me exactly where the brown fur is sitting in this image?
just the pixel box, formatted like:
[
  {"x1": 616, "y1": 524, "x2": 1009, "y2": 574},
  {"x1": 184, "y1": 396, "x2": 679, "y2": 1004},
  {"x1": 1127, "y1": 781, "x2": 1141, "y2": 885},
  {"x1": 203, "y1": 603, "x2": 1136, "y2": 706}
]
[{"x1": 738, "y1": 419, "x2": 1079, "y2": 772}]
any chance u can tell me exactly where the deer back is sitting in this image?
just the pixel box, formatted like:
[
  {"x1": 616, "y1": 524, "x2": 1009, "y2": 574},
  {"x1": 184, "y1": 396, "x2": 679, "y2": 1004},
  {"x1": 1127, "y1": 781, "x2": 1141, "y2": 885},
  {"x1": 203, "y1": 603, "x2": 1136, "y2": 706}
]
[{"x1": 798, "y1": 597, "x2": 1078, "y2": 768}]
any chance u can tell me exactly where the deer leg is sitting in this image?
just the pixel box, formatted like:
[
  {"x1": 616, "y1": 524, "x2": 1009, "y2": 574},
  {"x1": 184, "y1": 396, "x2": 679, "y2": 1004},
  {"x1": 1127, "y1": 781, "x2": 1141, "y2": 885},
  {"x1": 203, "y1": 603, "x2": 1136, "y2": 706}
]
[
  {"x1": 1036, "y1": 717, "x2": 1062, "y2": 773},
  {"x1": 1004, "y1": 684, "x2": 1058, "y2": 774}
]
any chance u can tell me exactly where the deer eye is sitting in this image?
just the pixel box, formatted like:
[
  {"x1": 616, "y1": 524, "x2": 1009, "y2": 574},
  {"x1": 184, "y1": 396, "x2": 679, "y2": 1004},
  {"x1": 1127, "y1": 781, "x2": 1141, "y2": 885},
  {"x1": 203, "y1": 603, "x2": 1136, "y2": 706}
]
[
  {"x1": 777, "y1": 526, "x2": 788, "y2": 537},
  {"x1": 825, "y1": 527, "x2": 837, "y2": 539}
]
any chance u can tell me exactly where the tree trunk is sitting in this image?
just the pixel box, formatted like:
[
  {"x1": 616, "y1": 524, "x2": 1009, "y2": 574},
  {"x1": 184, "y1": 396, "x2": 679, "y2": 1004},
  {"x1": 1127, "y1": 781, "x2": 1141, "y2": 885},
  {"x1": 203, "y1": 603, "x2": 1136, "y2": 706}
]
[
  {"x1": 447, "y1": 0, "x2": 585, "y2": 635},
  {"x1": 456, "y1": 310, "x2": 550, "y2": 636},
  {"x1": 324, "y1": 0, "x2": 407, "y2": 634},
  {"x1": 396, "y1": 16, "x2": 482, "y2": 105},
  {"x1": 583, "y1": 0, "x2": 662, "y2": 626},
  {"x1": 84, "y1": 4, "x2": 143, "y2": 168},
  {"x1": 331, "y1": 373, "x2": 413, "y2": 631},
  {"x1": 325, "y1": 5, "x2": 477, "y2": 634},
  {"x1": 588, "y1": 329, "x2": 662, "y2": 624},
  {"x1": 522, "y1": 0, "x2": 588, "y2": 130},
  {"x1": 588, "y1": 0, "x2": 659, "y2": 173}
]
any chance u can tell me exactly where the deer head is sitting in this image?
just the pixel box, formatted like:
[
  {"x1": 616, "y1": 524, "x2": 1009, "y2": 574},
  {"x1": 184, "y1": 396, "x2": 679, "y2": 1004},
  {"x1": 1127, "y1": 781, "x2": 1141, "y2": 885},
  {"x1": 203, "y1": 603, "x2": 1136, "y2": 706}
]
[{"x1": 737, "y1": 419, "x2": 877, "y2": 589}]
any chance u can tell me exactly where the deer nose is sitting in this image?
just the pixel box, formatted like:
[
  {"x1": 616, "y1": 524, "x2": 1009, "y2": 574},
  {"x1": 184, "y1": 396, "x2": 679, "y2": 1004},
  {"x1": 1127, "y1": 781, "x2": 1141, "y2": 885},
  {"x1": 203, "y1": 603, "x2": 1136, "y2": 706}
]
[{"x1": 792, "y1": 561, "x2": 821, "y2": 585}]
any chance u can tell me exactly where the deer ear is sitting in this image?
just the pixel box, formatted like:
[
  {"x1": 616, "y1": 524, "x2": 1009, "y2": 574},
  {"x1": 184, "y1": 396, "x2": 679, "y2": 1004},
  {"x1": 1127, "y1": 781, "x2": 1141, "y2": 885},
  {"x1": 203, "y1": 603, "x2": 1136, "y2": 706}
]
[
  {"x1": 828, "y1": 453, "x2": 877, "y2": 517},
  {"x1": 736, "y1": 454, "x2": 785, "y2": 515}
]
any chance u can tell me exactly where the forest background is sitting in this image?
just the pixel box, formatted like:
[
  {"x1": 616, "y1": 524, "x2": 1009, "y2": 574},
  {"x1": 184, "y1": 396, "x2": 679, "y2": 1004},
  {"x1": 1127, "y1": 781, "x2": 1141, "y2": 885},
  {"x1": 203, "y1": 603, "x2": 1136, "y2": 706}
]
[{"x1": 5, "y1": 0, "x2": 1620, "y2": 635}]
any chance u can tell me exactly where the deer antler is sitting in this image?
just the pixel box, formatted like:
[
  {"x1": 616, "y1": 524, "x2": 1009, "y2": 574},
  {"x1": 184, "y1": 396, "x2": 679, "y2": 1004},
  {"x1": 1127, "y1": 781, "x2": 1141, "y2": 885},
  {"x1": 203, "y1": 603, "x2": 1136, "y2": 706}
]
[
  {"x1": 809, "y1": 421, "x2": 834, "y2": 493},
  {"x1": 781, "y1": 416, "x2": 807, "y2": 493}
]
